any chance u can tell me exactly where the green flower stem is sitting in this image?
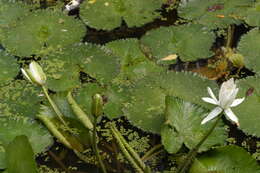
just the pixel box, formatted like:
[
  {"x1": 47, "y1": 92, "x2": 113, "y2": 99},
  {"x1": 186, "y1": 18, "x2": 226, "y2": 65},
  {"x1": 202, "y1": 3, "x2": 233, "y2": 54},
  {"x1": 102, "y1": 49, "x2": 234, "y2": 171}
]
[
  {"x1": 36, "y1": 114, "x2": 73, "y2": 150},
  {"x1": 93, "y1": 117, "x2": 107, "y2": 173},
  {"x1": 226, "y1": 25, "x2": 234, "y2": 48},
  {"x1": 111, "y1": 124, "x2": 150, "y2": 173},
  {"x1": 42, "y1": 85, "x2": 67, "y2": 126},
  {"x1": 110, "y1": 125, "x2": 144, "y2": 173},
  {"x1": 141, "y1": 144, "x2": 163, "y2": 161},
  {"x1": 67, "y1": 92, "x2": 93, "y2": 130},
  {"x1": 177, "y1": 115, "x2": 222, "y2": 173}
]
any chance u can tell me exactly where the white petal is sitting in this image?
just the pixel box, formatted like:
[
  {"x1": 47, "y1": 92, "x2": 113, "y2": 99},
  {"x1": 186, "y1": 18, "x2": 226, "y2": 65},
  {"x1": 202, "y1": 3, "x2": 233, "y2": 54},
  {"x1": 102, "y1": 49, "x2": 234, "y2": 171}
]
[
  {"x1": 202, "y1": 97, "x2": 218, "y2": 105},
  {"x1": 224, "y1": 108, "x2": 239, "y2": 125},
  {"x1": 230, "y1": 98, "x2": 245, "y2": 107},
  {"x1": 201, "y1": 107, "x2": 223, "y2": 124},
  {"x1": 207, "y1": 87, "x2": 218, "y2": 102},
  {"x1": 21, "y1": 68, "x2": 32, "y2": 82}
]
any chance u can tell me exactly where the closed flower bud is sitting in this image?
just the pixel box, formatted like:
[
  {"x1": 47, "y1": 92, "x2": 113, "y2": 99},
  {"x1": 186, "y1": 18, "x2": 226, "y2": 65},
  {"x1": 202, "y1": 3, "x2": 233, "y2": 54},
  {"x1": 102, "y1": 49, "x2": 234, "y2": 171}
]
[
  {"x1": 21, "y1": 61, "x2": 46, "y2": 86},
  {"x1": 91, "y1": 94, "x2": 103, "y2": 117}
]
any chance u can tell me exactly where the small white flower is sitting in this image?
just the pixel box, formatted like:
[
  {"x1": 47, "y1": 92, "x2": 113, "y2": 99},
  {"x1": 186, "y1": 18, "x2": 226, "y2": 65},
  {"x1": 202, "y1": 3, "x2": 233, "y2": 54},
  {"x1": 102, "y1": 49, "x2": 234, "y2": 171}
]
[
  {"x1": 65, "y1": 0, "x2": 80, "y2": 11},
  {"x1": 21, "y1": 61, "x2": 46, "y2": 86},
  {"x1": 201, "y1": 78, "x2": 245, "y2": 126}
]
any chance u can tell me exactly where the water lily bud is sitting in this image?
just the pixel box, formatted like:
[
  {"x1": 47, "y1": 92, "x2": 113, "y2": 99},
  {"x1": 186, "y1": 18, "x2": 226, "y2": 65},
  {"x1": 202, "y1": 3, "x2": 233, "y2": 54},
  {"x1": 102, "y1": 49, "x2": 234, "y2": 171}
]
[
  {"x1": 228, "y1": 53, "x2": 244, "y2": 68},
  {"x1": 21, "y1": 61, "x2": 46, "y2": 86},
  {"x1": 91, "y1": 94, "x2": 103, "y2": 117}
]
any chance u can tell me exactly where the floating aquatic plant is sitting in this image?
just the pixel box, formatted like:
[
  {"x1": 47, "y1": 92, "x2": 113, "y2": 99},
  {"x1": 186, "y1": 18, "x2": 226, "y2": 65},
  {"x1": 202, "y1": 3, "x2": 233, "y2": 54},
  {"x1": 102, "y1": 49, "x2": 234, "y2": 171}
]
[
  {"x1": 1, "y1": 9, "x2": 85, "y2": 57},
  {"x1": 141, "y1": 24, "x2": 215, "y2": 63},
  {"x1": 80, "y1": 0, "x2": 163, "y2": 30}
]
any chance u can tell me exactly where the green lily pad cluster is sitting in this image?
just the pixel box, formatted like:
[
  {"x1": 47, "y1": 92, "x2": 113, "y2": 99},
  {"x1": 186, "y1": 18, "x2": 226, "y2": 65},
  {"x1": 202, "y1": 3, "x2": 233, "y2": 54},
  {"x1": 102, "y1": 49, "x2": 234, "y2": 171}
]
[
  {"x1": 80, "y1": 0, "x2": 163, "y2": 30},
  {"x1": 141, "y1": 24, "x2": 215, "y2": 63},
  {"x1": 178, "y1": 0, "x2": 253, "y2": 29},
  {"x1": 1, "y1": 9, "x2": 85, "y2": 57}
]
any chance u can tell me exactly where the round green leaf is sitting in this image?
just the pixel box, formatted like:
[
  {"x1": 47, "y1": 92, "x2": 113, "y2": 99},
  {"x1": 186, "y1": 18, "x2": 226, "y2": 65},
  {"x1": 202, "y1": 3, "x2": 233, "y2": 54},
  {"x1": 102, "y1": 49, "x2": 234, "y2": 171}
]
[
  {"x1": 178, "y1": 0, "x2": 252, "y2": 29},
  {"x1": 237, "y1": 28, "x2": 260, "y2": 73},
  {"x1": 0, "y1": 80, "x2": 42, "y2": 118},
  {"x1": 190, "y1": 145, "x2": 260, "y2": 173},
  {"x1": 123, "y1": 78, "x2": 166, "y2": 133},
  {"x1": 2, "y1": 9, "x2": 85, "y2": 57},
  {"x1": 0, "y1": 51, "x2": 19, "y2": 85},
  {"x1": 141, "y1": 24, "x2": 215, "y2": 63},
  {"x1": 233, "y1": 76, "x2": 260, "y2": 137},
  {"x1": 106, "y1": 38, "x2": 162, "y2": 85},
  {"x1": 80, "y1": 0, "x2": 162, "y2": 30}
]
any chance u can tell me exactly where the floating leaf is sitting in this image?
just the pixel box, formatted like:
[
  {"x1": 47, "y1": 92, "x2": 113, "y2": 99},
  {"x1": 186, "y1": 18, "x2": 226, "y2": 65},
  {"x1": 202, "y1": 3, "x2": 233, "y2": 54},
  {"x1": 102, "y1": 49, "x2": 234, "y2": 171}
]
[
  {"x1": 237, "y1": 28, "x2": 260, "y2": 73},
  {"x1": 233, "y1": 76, "x2": 260, "y2": 137},
  {"x1": 161, "y1": 71, "x2": 218, "y2": 109},
  {"x1": 0, "y1": 80, "x2": 42, "y2": 118},
  {"x1": 243, "y1": 1, "x2": 260, "y2": 26},
  {"x1": 123, "y1": 77, "x2": 166, "y2": 133},
  {"x1": 103, "y1": 85, "x2": 130, "y2": 119},
  {"x1": 41, "y1": 53, "x2": 80, "y2": 92},
  {"x1": 77, "y1": 44, "x2": 120, "y2": 84},
  {"x1": 141, "y1": 24, "x2": 215, "y2": 63},
  {"x1": 80, "y1": 0, "x2": 163, "y2": 30},
  {"x1": 106, "y1": 39, "x2": 162, "y2": 84},
  {"x1": 0, "y1": 51, "x2": 19, "y2": 85},
  {"x1": 190, "y1": 145, "x2": 260, "y2": 173},
  {"x1": 75, "y1": 83, "x2": 105, "y2": 118},
  {"x1": 2, "y1": 9, "x2": 85, "y2": 57},
  {"x1": 178, "y1": 0, "x2": 253, "y2": 29},
  {"x1": 6, "y1": 136, "x2": 37, "y2": 173},
  {"x1": 0, "y1": 116, "x2": 53, "y2": 169},
  {"x1": 0, "y1": 0, "x2": 31, "y2": 29},
  {"x1": 161, "y1": 96, "x2": 227, "y2": 153}
]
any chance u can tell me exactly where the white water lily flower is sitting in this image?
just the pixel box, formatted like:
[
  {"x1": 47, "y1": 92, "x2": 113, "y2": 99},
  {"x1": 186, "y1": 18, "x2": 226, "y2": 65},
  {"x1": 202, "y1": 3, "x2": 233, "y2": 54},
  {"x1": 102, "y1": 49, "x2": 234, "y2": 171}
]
[
  {"x1": 201, "y1": 78, "x2": 245, "y2": 126},
  {"x1": 21, "y1": 61, "x2": 46, "y2": 86},
  {"x1": 65, "y1": 0, "x2": 80, "y2": 11}
]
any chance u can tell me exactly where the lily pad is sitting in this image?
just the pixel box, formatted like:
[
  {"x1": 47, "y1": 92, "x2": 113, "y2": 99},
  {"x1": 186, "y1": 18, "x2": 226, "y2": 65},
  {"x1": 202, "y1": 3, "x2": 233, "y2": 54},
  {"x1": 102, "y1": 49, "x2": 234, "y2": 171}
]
[
  {"x1": 0, "y1": 51, "x2": 19, "y2": 85},
  {"x1": 2, "y1": 9, "x2": 85, "y2": 57},
  {"x1": 0, "y1": 0, "x2": 31, "y2": 29},
  {"x1": 106, "y1": 39, "x2": 162, "y2": 85},
  {"x1": 161, "y1": 71, "x2": 219, "y2": 109},
  {"x1": 237, "y1": 28, "x2": 260, "y2": 73},
  {"x1": 178, "y1": 0, "x2": 253, "y2": 29},
  {"x1": 123, "y1": 77, "x2": 166, "y2": 133},
  {"x1": 0, "y1": 116, "x2": 53, "y2": 169},
  {"x1": 141, "y1": 24, "x2": 215, "y2": 63},
  {"x1": 80, "y1": 0, "x2": 163, "y2": 30},
  {"x1": 0, "y1": 80, "x2": 42, "y2": 118},
  {"x1": 103, "y1": 85, "x2": 130, "y2": 119},
  {"x1": 41, "y1": 53, "x2": 81, "y2": 92},
  {"x1": 75, "y1": 83, "x2": 105, "y2": 118},
  {"x1": 190, "y1": 145, "x2": 260, "y2": 173},
  {"x1": 161, "y1": 96, "x2": 227, "y2": 154},
  {"x1": 233, "y1": 76, "x2": 260, "y2": 137}
]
